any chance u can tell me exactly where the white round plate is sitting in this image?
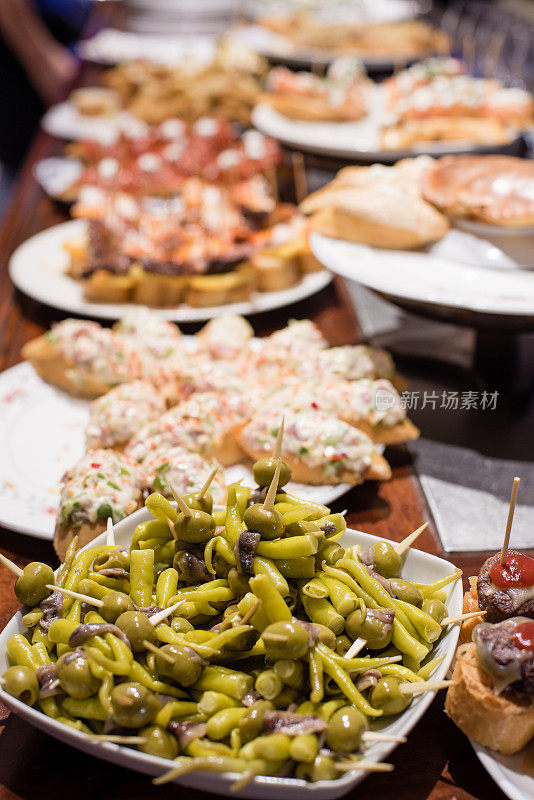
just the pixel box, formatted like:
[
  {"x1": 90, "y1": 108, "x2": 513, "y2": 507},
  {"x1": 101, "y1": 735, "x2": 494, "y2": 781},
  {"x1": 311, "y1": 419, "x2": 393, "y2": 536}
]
[
  {"x1": 41, "y1": 102, "x2": 144, "y2": 145},
  {"x1": 310, "y1": 231, "x2": 534, "y2": 326},
  {"x1": 0, "y1": 361, "x2": 349, "y2": 540},
  {"x1": 8, "y1": 220, "x2": 332, "y2": 323},
  {"x1": 471, "y1": 741, "x2": 534, "y2": 800},
  {"x1": 228, "y1": 24, "x2": 426, "y2": 70},
  {"x1": 0, "y1": 508, "x2": 462, "y2": 797},
  {"x1": 251, "y1": 101, "x2": 521, "y2": 162},
  {"x1": 77, "y1": 29, "x2": 217, "y2": 66}
]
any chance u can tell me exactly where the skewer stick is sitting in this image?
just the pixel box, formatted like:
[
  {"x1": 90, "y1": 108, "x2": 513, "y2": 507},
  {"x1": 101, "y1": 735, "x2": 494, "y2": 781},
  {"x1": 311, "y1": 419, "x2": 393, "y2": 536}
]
[
  {"x1": 106, "y1": 517, "x2": 115, "y2": 547},
  {"x1": 149, "y1": 599, "x2": 185, "y2": 627},
  {"x1": 345, "y1": 637, "x2": 367, "y2": 658},
  {"x1": 231, "y1": 769, "x2": 257, "y2": 791},
  {"x1": 263, "y1": 459, "x2": 281, "y2": 513},
  {"x1": 239, "y1": 598, "x2": 261, "y2": 626},
  {"x1": 267, "y1": 165, "x2": 279, "y2": 205},
  {"x1": 362, "y1": 732, "x2": 407, "y2": 744},
  {"x1": 441, "y1": 610, "x2": 486, "y2": 627},
  {"x1": 501, "y1": 476, "x2": 520, "y2": 565},
  {"x1": 143, "y1": 639, "x2": 175, "y2": 664},
  {"x1": 86, "y1": 734, "x2": 148, "y2": 745},
  {"x1": 46, "y1": 584, "x2": 103, "y2": 607},
  {"x1": 399, "y1": 680, "x2": 453, "y2": 695},
  {"x1": 292, "y1": 152, "x2": 308, "y2": 205},
  {"x1": 199, "y1": 467, "x2": 219, "y2": 499},
  {"x1": 273, "y1": 417, "x2": 285, "y2": 460},
  {"x1": 261, "y1": 632, "x2": 288, "y2": 643},
  {"x1": 339, "y1": 510, "x2": 348, "y2": 517},
  {"x1": 394, "y1": 522, "x2": 429, "y2": 556},
  {"x1": 335, "y1": 761, "x2": 394, "y2": 773},
  {"x1": 0, "y1": 553, "x2": 23, "y2": 578},
  {"x1": 166, "y1": 517, "x2": 175, "y2": 537},
  {"x1": 170, "y1": 484, "x2": 193, "y2": 517}
]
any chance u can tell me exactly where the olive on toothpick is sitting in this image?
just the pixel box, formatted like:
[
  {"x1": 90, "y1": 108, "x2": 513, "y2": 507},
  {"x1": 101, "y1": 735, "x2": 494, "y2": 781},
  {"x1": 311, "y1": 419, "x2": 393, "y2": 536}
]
[
  {"x1": 244, "y1": 459, "x2": 285, "y2": 540},
  {"x1": 171, "y1": 484, "x2": 215, "y2": 544},
  {"x1": 184, "y1": 467, "x2": 219, "y2": 514},
  {"x1": 0, "y1": 552, "x2": 54, "y2": 607},
  {"x1": 253, "y1": 418, "x2": 291, "y2": 490}
]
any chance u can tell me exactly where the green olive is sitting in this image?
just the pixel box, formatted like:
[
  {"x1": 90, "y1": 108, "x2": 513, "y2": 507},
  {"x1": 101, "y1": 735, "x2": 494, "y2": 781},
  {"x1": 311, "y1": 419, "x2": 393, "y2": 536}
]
[
  {"x1": 100, "y1": 592, "x2": 135, "y2": 623},
  {"x1": 313, "y1": 623, "x2": 336, "y2": 649},
  {"x1": 262, "y1": 620, "x2": 310, "y2": 660},
  {"x1": 371, "y1": 541, "x2": 401, "y2": 578},
  {"x1": 334, "y1": 634, "x2": 352, "y2": 656},
  {"x1": 239, "y1": 699, "x2": 273, "y2": 743},
  {"x1": 243, "y1": 504, "x2": 284, "y2": 540},
  {"x1": 116, "y1": 610, "x2": 155, "y2": 652},
  {"x1": 227, "y1": 568, "x2": 250, "y2": 596},
  {"x1": 14, "y1": 562, "x2": 54, "y2": 606},
  {"x1": 389, "y1": 578, "x2": 422, "y2": 607},
  {"x1": 346, "y1": 613, "x2": 392, "y2": 650},
  {"x1": 295, "y1": 755, "x2": 338, "y2": 782},
  {"x1": 421, "y1": 598, "x2": 447, "y2": 624},
  {"x1": 253, "y1": 458, "x2": 291, "y2": 489},
  {"x1": 110, "y1": 682, "x2": 159, "y2": 728},
  {"x1": 138, "y1": 725, "x2": 179, "y2": 759},
  {"x1": 56, "y1": 651, "x2": 99, "y2": 699},
  {"x1": 93, "y1": 550, "x2": 130, "y2": 573},
  {"x1": 170, "y1": 616, "x2": 194, "y2": 634},
  {"x1": 184, "y1": 491, "x2": 213, "y2": 514},
  {"x1": 1, "y1": 665, "x2": 39, "y2": 705},
  {"x1": 173, "y1": 509, "x2": 215, "y2": 544},
  {"x1": 370, "y1": 676, "x2": 411, "y2": 716},
  {"x1": 326, "y1": 706, "x2": 367, "y2": 753},
  {"x1": 154, "y1": 644, "x2": 203, "y2": 686}
]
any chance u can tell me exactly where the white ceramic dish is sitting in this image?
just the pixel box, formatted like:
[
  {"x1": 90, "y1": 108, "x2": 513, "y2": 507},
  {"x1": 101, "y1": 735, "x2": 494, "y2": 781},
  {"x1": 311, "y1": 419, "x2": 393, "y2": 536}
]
[
  {"x1": 77, "y1": 30, "x2": 217, "y2": 66},
  {"x1": 0, "y1": 509, "x2": 462, "y2": 797},
  {"x1": 227, "y1": 24, "x2": 427, "y2": 70},
  {"x1": 8, "y1": 219, "x2": 332, "y2": 323},
  {"x1": 40, "y1": 102, "x2": 143, "y2": 145},
  {"x1": 310, "y1": 231, "x2": 534, "y2": 328},
  {"x1": 251, "y1": 101, "x2": 522, "y2": 163},
  {"x1": 0, "y1": 361, "x2": 351, "y2": 540},
  {"x1": 471, "y1": 741, "x2": 534, "y2": 800}
]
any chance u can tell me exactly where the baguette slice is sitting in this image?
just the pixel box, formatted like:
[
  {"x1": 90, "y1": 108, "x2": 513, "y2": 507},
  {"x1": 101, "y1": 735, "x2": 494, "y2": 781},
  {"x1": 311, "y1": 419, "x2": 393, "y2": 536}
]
[
  {"x1": 236, "y1": 427, "x2": 391, "y2": 486},
  {"x1": 445, "y1": 642, "x2": 534, "y2": 755},
  {"x1": 22, "y1": 336, "x2": 112, "y2": 399}
]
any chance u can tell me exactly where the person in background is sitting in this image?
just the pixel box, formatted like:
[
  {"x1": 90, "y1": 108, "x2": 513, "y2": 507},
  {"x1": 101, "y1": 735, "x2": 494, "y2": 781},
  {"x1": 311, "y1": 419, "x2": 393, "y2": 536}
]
[{"x1": 0, "y1": 0, "x2": 92, "y2": 181}]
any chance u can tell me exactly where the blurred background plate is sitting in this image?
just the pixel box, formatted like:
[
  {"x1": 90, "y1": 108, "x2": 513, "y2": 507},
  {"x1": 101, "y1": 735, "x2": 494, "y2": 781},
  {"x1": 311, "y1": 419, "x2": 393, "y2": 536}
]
[
  {"x1": 252, "y1": 101, "x2": 523, "y2": 163},
  {"x1": 9, "y1": 220, "x2": 332, "y2": 323},
  {"x1": 310, "y1": 231, "x2": 534, "y2": 328}
]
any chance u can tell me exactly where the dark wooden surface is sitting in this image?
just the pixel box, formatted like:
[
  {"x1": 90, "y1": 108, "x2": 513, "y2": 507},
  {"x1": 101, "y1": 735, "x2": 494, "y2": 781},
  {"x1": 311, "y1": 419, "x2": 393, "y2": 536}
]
[{"x1": 0, "y1": 66, "x2": 510, "y2": 800}]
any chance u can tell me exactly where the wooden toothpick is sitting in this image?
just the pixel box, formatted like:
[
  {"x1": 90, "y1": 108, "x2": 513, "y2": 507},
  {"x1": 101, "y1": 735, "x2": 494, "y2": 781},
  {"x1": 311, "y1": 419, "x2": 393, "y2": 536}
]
[
  {"x1": 149, "y1": 599, "x2": 185, "y2": 627},
  {"x1": 395, "y1": 522, "x2": 429, "y2": 556},
  {"x1": 501, "y1": 477, "x2": 520, "y2": 565},
  {"x1": 46, "y1": 584, "x2": 103, "y2": 607},
  {"x1": 170, "y1": 484, "x2": 192, "y2": 517},
  {"x1": 106, "y1": 517, "x2": 115, "y2": 547},
  {"x1": 0, "y1": 552, "x2": 23, "y2": 578},
  {"x1": 263, "y1": 459, "x2": 281, "y2": 512},
  {"x1": 441, "y1": 610, "x2": 486, "y2": 627},
  {"x1": 273, "y1": 417, "x2": 285, "y2": 460},
  {"x1": 399, "y1": 680, "x2": 453, "y2": 695},
  {"x1": 198, "y1": 467, "x2": 218, "y2": 499}
]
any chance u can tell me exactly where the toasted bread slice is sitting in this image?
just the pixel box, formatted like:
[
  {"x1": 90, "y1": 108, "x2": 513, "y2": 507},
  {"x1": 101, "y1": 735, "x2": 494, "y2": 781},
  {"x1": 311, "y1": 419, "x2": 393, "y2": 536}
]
[
  {"x1": 355, "y1": 418, "x2": 420, "y2": 446},
  {"x1": 252, "y1": 241, "x2": 301, "y2": 291},
  {"x1": 184, "y1": 266, "x2": 256, "y2": 307},
  {"x1": 83, "y1": 270, "x2": 135, "y2": 303},
  {"x1": 129, "y1": 264, "x2": 186, "y2": 307},
  {"x1": 236, "y1": 429, "x2": 391, "y2": 485},
  {"x1": 22, "y1": 336, "x2": 112, "y2": 398},
  {"x1": 445, "y1": 643, "x2": 534, "y2": 755},
  {"x1": 309, "y1": 205, "x2": 444, "y2": 250}
]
